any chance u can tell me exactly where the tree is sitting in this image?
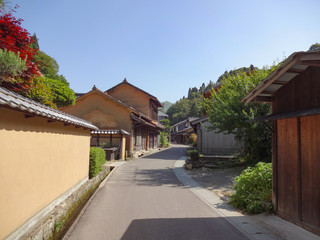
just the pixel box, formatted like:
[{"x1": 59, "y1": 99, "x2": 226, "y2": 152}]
[
  {"x1": 160, "y1": 118, "x2": 171, "y2": 131},
  {"x1": 0, "y1": 11, "x2": 75, "y2": 108},
  {"x1": 45, "y1": 78, "x2": 75, "y2": 107},
  {"x1": 0, "y1": 49, "x2": 26, "y2": 78},
  {"x1": 205, "y1": 80, "x2": 214, "y2": 91},
  {"x1": 216, "y1": 66, "x2": 257, "y2": 84},
  {"x1": 27, "y1": 76, "x2": 56, "y2": 108},
  {"x1": 199, "y1": 83, "x2": 205, "y2": 94},
  {"x1": 30, "y1": 35, "x2": 69, "y2": 85},
  {"x1": 0, "y1": 13, "x2": 38, "y2": 80},
  {"x1": 308, "y1": 43, "x2": 320, "y2": 52},
  {"x1": 30, "y1": 33, "x2": 39, "y2": 50},
  {"x1": 160, "y1": 118, "x2": 171, "y2": 147},
  {"x1": 203, "y1": 64, "x2": 279, "y2": 165},
  {"x1": 26, "y1": 77, "x2": 75, "y2": 108}
]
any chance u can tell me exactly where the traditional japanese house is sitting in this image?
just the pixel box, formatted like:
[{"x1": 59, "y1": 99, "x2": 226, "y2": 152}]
[
  {"x1": 171, "y1": 117, "x2": 198, "y2": 144},
  {"x1": 158, "y1": 110, "x2": 168, "y2": 123},
  {"x1": 0, "y1": 87, "x2": 97, "y2": 240},
  {"x1": 61, "y1": 79, "x2": 164, "y2": 158},
  {"x1": 242, "y1": 51, "x2": 320, "y2": 234},
  {"x1": 191, "y1": 86, "x2": 241, "y2": 155}
]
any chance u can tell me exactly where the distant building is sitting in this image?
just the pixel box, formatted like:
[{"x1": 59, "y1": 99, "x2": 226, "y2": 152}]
[
  {"x1": 158, "y1": 110, "x2": 168, "y2": 123},
  {"x1": 171, "y1": 117, "x2": 198, "y2": 144},
  {"x1": 191, "y1": 85, "x2": 241, "y2": 155},
  {"x1": 61, "y1": 79, "x2": 164, "y2": 157}
]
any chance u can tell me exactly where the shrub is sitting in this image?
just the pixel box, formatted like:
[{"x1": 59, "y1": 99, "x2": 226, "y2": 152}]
[
  {"x1": 89, "y1": 147, "x2": 106, "y2": 178},
  {"x1": 189, "y1": 133, "x2": 197, "y2": 144},
  {"x1": 230, "y1": 162, "x2": 273, "y2": 214},
  {"x1": 26, "y1": 76, "x2": 56, "y2": 108},
  {"x1": 0, "y1": 49, "x2": 26, "y2": 78},
  {"x1": 160, "y1": 131, "x2": 170, "y2": 147},
  {"x1": 187, "y1": 149, "x2": 200, "y2": 161}
]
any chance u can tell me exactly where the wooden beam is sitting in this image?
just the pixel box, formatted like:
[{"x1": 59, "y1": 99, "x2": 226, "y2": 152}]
[
  {"x1": 287, "y1": 68, "x2": 305, "y2": 74},
  {"x1": 243, "y1": 56, "x2": 298, "y2": 105},
  {"x1": 273, "y1": 80, "x2": 288, "y2": 85},
  {"x1": 300, "y1": 60, "x2": 320, "y2": 67},
  {"x1": 254, "y1": 96, "x2": 272, "y2": 103},
  {"x1": 25, "y1": 114, "x2": 35, "y2": 118},
  {"x1": 260, "y1": 91, "x2": 274, "y2": 95}
]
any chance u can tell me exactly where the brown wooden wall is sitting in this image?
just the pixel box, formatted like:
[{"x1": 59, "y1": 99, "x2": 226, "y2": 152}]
[
  {"x1": 273, "y1": 66, "x2": 320, "y2": 114},
  {"x1": 300, "y1": 115, "x2": 320, "y2": 228},
  {"x1": 276, "y1": 118, "x2": 299, "y2": 220},
  {"x1": 275, "y1": 114, "x2": 320, "y2": 233}
]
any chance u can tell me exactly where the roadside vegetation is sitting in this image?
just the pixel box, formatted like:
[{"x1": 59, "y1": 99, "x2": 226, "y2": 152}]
[
  {"x1": 166, "y1": 81, "x2": 215, "y2": 125},
  {"x1": 201, "y1": 65, "x2": 278, "y2": 213},
  {"x1": 159, "y1": 118, "x2": 171, "y2": 147},
  {"x1": 230, "y1": 162, "x2": 272, "y2": 214},
  {"x1": 0, "y1": 9, "x2": 75, "y2": 108},
  {"x1": 203, "y1": 65, "x2": 279, "y2": 166},
  {"x1": 89, "y1": 147, "x2": 106, "y2": 178}
]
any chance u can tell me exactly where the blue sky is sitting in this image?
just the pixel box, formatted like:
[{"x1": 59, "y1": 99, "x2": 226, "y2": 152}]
[{"x1": 11, "y1": 0, "x2": 320, "y2": 103}]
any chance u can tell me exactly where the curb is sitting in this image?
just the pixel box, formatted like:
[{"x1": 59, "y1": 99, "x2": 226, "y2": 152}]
[{"x1": 173, "y1": 157, "x2": 277, "y2": 240}]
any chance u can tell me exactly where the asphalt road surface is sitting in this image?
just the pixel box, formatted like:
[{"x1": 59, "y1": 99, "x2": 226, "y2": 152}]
[{"x1": 64, "y1": 145, "x2": 249, "y2": 240}]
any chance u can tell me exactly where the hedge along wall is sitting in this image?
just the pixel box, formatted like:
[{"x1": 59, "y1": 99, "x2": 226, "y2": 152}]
[
  {"x1": 0, "y1": 107, "x2": 92, "y2": 240},
  {"x1": 89, "y1": 147, "x2": 106, "y2": 178}
]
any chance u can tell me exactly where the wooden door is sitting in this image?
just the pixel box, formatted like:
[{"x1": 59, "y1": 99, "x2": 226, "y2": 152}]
[
  {"x1": 300, "y1": 115, "x2": 320, "y2": 228},
  {"x1": 276, "y1": 118, "x2": 300, "y2": 220}
]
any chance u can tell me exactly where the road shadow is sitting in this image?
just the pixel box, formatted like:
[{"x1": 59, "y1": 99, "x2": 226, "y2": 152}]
[
  {"x1": 134, "y1": 168, "x2": 185, "y2": 188},
  {"x1": 141, "y1": 146, "x2": 188, "y2": 161},
  {"x1": 120, "y1": 217, "x2": 251, "y2": 240}
]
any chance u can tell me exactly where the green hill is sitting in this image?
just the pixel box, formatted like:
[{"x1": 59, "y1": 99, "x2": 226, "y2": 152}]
[{"x1": 159, "y1": 101, "x2": 173, "y2": 113}]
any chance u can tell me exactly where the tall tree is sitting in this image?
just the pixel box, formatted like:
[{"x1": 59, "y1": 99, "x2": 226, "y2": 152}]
[
  {"x1": 203, "y1": 64, "x2": 279, "y2": 165},
  {"x1": 199, "y1": 83, "x2": 205, "y2": 94},
  {"x1": 30, "y1": 33, "x2": 39, "y2": 50},
  {"x1": 30, "y1": 34, "x2": 69, "y2": 86},
  {"x1": 308, "y1": 43, "x2": 320, "y2": 52}
]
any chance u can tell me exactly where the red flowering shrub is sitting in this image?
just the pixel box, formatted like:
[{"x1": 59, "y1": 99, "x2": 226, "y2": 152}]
[{"x1": 0, "y1": 12, "x2": 39, "y2": 93}]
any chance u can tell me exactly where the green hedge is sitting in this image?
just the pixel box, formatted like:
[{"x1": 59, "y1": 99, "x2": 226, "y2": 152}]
[
  {"x1": 187, "y1": 149, "x2": 200, "y2": 161},
  {"x1": 89, "y1": 147, "x2": 106, "y2": 178},
  {"x1": 160, "y1": 131, "x2": 170, "y2": 147},
  {"x1": 230, "y1": 162, "x2": 273, "y2": 214}
]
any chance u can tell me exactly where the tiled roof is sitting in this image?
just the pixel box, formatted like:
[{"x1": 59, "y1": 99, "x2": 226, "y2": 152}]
[
  {"x1": 91, "y1": 129, "x2": 130, "y2": 135},
  {"x1": 171, "y1": 117, "x2": 199, "y2": 128},
  {"x1": 131, "y1": 112, "x2": 165, "y2": 130},
  {"x1": 190, "y1": 116, "x2": 209, "y2": 125},
  {"x1": 0, "y1": 87, "x2": 98, "y2": 130},
  {"x1": 106, "y1": 78, "x2": 163, "y2": 107},
  {"x1": 158, "y1": 111, "x2": 168, "y2": 117}
]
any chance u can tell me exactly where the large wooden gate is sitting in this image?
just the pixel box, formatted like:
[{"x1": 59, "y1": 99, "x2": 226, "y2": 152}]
[{"x1": 276, "y1": 115, "x2": 320, "y2": 233}]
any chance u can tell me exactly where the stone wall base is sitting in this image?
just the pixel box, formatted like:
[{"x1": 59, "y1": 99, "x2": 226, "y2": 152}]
[{"x1": 20, "y1": 165, "x2": 111, "y2": 240}]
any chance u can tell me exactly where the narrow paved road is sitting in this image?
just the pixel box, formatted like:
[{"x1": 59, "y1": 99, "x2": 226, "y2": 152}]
[{"x1": 64, "y1": 145, "x2": 249, "y2": 240}]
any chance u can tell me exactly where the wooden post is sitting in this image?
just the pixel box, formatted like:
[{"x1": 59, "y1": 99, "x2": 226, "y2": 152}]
[{"x1": 96, "y1": 134, "x2": 100, "y2": 147}]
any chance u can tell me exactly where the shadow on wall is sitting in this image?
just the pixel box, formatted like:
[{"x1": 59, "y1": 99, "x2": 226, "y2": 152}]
[{"x1": 120, "y1": 217, "x2": 249, "y2": 240}]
